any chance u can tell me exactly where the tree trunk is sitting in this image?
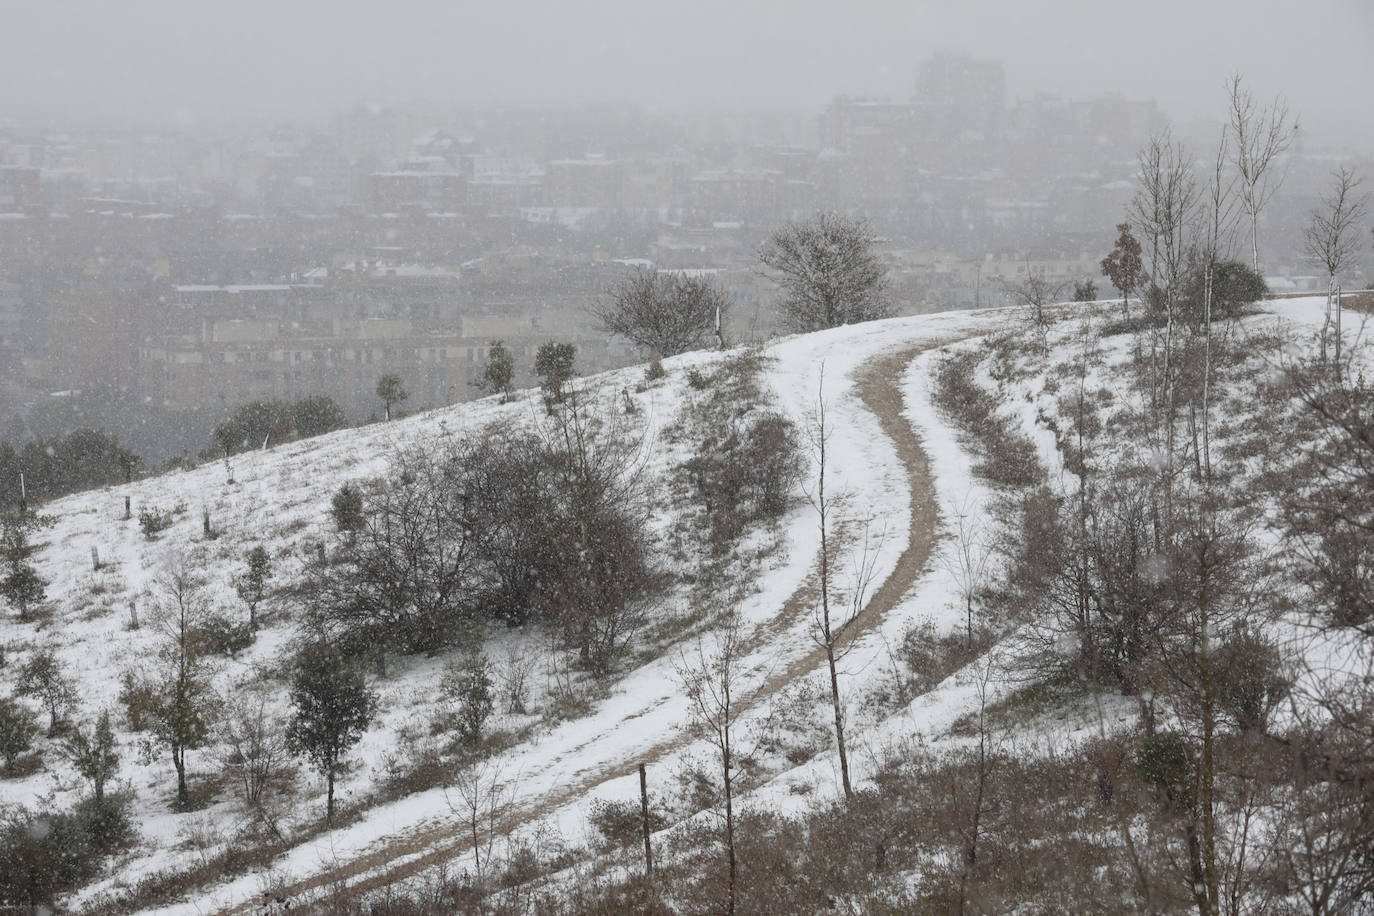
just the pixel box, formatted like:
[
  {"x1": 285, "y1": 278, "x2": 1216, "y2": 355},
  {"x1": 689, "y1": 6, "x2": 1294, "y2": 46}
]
[
  {"x1": 1334, "y1": 283, "x2": 1343, "y2": 366},
  {"x1": 174, "y1": 744, "x2": 188, "y2": 808},
  {"x1": 723, "y1": 738, "x2": 736, "y2": 916},
  {"x1": 327, "y1": 769, "x2": 336, "y2": 825},
  {"x1": 827, "y1": 643, "x2": 853, "y2": 800},
  {"x1": 1186, "y1": 816, "x2": 1211, "y2": 916},
  {"x1": 640, "y1": 762, "x2": 653, "y2": 876},
  {"x1": 1198, "y1": 593, "x2": 1220, "y2": 915},
  {"x1": 816, "y1": 394, "x2": 853, "y2": 801}
]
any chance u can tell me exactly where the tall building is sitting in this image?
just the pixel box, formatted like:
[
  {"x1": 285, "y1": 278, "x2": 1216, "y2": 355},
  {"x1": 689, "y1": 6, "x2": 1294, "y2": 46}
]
[{"x1": 914, "y1": 52, "x2": 1007, "y2": 137}]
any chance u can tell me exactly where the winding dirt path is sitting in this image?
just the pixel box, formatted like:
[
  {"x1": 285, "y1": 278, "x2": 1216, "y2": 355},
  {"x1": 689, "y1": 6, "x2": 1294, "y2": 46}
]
[{"x1": 215, "y1": 336, "x2": 961, "y2": 913}]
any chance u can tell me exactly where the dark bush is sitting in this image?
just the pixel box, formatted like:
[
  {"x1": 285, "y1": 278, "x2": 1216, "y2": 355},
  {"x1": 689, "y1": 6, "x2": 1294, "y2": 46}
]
[
  {"x1": 588, "y1": 798, "x2": 667, "y2": 851},
  {"x1": 0, "y1": 806, "x2": 97, "y2": 910},
  {"x1": 1133, "y1": 732, "x2": 1193, "y2": 805},
  {"x1": 1181, "y1": 259, "x2": 1268, "y2": 322},
  {"x1": 138, "y1": 505, "x2": 174, "y2": 539},
  {"x1": 73, "y1": 793, "x2": 137, "y2": 855},
  {"x1": 330, "y1": 482, "x2": 366, "y2": 537},
  {"x1": 673, "y1": 355, "x2": 805, "y2": 553},
  {"x1": 291, "y1": 395, "x2": 348, "y2": 438},
  {"x1": 193, "y1": 613, "x2": 255, "y2": 657},
  {"x1": 1213, "y1": 626, "x2": 1289, "y2": 733},
  {"x1": 117, "y1": 669, "x2": 161, "y2": 732},
  {"x1": 0, "y1": 697, "x2": 38, "y2": 770}
]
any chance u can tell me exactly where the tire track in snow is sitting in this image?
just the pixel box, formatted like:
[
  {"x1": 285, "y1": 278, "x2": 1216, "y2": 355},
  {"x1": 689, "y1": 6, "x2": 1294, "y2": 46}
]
[{"x1": 210, "y1": 333, "x2": 967, "y2": 913}]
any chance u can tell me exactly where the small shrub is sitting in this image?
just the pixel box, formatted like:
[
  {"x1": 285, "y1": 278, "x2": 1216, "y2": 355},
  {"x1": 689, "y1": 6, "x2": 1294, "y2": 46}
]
[
  {"x1": 0, "y1": 805, "x2": 98, "y2": 908},
  {"x1": 74, "y1": 793, "x2": 137, "y2": 855},
  {"x1": 138, "y1": 506, "x2": 174, "y2": 540},
  {"x1": 16, "y1": 649, "x2": 77, "y2": 732},
  {"x1": 440, "y1": 650, "x2": 495, "y2": 745},
  {"x1": 330, "y1": 483, "x2": 365, "y2": 536},
  {"x1": 672, "y1": 354, "x2": 804, "y2": 554},
  {"x1": 897, "y1": 618, "x2": 992, "y2": 695},
  {"x1": 1213, "y1": 626, "x2": 1289, "y2": 733},
  {"x1": 544, "y1": 683, "x2": 593, "y2": 724},
  {"x1": 117, "y1": 669, "x2": 162, "y2": 732},
  {"x1": 379, "y1": 745, "x2": 450, "y2": 800},
  {"x1": 1073, "y1": 280, "x2": 1098, "y2": 302},
  {"x1": 0, "y1": 697, "x2": 39, "y2": 770},
  {"x1": 193, "y1": 613, "x2": 255, "y2": 657},
  {"x1": 685, "y1": 366, "x2": 709, "y2": 390},
  {"x1": 931, "y1": 349, "x2": 1043, "y2": 490},
  {"x1": 588, "y1": 798, "x2": 666, "y2": 851},
  {"x1": 1133, "y1": 732, "x2": 1193, "y2": 805},
  {"x1": 645, "y1": 357, "x2": 666, "y2": 382},
  {"x1": 499, "y1": 647, "x2": 536, "y2": 716}
]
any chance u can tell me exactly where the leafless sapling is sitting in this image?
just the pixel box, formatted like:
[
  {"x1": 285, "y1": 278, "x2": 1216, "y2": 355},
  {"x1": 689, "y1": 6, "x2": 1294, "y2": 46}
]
[
  {"x1": 445, "y1": 757, "x2": 510, "y2": 886},
  {"x1": 1303, "y1": 166, "x2": 1367, "y2": 364},
  {"x1": 941, "y1": 499, "x2": 994, "y2": 650},
  {"x1": 676, "y1": 611, "x2": 748, "y2": 916},
  {"x1": 803, "y1": 378, "x2": 884, "y2": 801},
  {"x1": 1000, "y1": 260, "x2": 1066, "y2": 335},
  {"x1": 1227, "y1": 72, "x2": 1298, "y2": 275}
]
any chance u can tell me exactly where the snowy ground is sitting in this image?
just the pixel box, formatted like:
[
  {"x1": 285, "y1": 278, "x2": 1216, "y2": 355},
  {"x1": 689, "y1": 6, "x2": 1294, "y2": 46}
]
[{"x1": 2, "y1": 297, "x2": 1347, "y2": 912}]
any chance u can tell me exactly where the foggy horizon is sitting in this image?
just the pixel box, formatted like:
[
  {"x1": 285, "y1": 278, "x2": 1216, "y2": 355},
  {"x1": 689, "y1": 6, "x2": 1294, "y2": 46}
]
[{"x1": 4, "y1": 0, "x2": 1373, "y2": 146}]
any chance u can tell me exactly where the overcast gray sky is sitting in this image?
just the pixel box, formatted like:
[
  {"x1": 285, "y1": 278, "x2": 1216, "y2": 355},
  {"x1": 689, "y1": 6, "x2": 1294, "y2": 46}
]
[{"x1": 3, "y1": 0, "x2": 1371, "y2": 144}]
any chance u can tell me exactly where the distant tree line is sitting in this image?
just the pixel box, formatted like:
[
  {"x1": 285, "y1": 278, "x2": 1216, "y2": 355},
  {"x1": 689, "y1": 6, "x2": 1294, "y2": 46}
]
[
  {"x1": 208, "y1": 394, "x2": 348, "y2": 457},
  {"x1": 0, "y1": 428, "x2": 138, "y2": 509}
]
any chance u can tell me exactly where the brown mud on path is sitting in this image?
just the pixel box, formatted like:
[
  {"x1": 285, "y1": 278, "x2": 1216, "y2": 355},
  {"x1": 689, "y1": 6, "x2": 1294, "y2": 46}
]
[{"x1": 212, "y1": 334, "x2": 970, "y2": 914}]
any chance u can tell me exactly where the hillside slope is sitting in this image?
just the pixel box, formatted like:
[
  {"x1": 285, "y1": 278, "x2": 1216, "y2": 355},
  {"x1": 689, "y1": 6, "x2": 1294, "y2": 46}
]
[
  {"x1": 6, "y1": 296, "x2": 1361, "y2": 914},
  {"x1": 2, "y1": 307, "x2": 1008, "y2": 913}
]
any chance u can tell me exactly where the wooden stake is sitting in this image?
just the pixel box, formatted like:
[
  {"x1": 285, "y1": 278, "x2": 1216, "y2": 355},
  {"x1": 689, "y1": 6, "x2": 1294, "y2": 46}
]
[{"x1": 640, "y1": 762, "x2": 653, "y2": 876}]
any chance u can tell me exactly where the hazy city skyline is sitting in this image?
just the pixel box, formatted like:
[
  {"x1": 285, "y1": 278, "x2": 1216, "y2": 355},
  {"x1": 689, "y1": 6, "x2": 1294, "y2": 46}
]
[{"x1": 4, "y1": 0, "x2": 1372, "y2": 145}]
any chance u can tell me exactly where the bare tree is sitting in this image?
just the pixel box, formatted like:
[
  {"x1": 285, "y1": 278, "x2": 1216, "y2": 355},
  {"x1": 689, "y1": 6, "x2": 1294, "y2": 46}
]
[
  {"x1": 1131, "y1": 130, "x2": 1200, "y2": 516},
  {"x1": 1303, "y1": 167, "x2": 1368, "y2": 364},
  {"x1": 1000, "y1": 261, "x2": 1066, "y2": 333},
  {"x1": 1227, "y1": 73, "x2": 1298, "y2": 275},
  {"x1": 308, "y1": 442, "x2": 479, "y2": 659},
  {"x1": 1197, "y1": 127, "x2": 1242, "y2": 482},
  {"x1": 445, "y1": 758, "x2": 510, "y2": 885},
  {"x1": 219, "y1": 689, "x2": 290, "y2": 811},
  {"x1": 1132, "y1": 130, "x2": 1201, "y2": 310},
  {"x1": 594, "y1": 267, "x2": 729, "y2": 357},
  {"x1": 803, "y1": 378, "x2": 882, "y2": 802},
  {"x1": 758, "y1": 212, "x2": 890, "y2": 332},
  {"x1": 941, "y1": 500, "x2": 993, "y2": 650},
  {"x1": 676, "y1": 611, "x2": 747, "y2": 916},
  {"x1": 537, "y1": 388, "x2": 654, "y2": 675},
  {"x1": 955, "y1": 652, "x2": 1001, "y2": 915}
]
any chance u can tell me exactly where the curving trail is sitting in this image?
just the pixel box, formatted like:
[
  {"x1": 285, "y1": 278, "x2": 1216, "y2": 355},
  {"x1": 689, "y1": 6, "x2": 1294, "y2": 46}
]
[{"x1": 212, "y1": 334, "x2": 966, "y2": 914}]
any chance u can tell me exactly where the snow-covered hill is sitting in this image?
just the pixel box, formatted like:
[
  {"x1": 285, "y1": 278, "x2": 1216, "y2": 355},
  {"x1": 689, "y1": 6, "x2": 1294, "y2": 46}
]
[{"x1": 1, "y1": 297, "x2": 1352, "y2": 913}]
